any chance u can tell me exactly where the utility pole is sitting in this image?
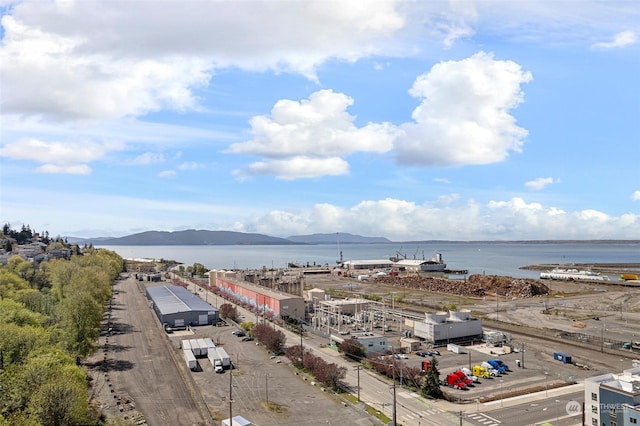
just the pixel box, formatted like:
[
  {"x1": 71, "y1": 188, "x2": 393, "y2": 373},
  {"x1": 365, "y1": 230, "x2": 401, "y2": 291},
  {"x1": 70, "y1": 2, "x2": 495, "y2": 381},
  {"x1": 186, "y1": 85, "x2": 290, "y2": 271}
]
[
  {"x1": 392, "y1": 366, "x2": 397, "y2": 426},
  {"x1": 355, "y1": 365, "x2": 361, "y2": 402},
  {"x1": 229, "y1": 365, "x2": 233, "y2": 424},
  {"x1": 265, "y1": 373, "x2": 269, "y2": 404},
  {"x1": 521, "y1": 343, "x2": 525, "y2": 368}
]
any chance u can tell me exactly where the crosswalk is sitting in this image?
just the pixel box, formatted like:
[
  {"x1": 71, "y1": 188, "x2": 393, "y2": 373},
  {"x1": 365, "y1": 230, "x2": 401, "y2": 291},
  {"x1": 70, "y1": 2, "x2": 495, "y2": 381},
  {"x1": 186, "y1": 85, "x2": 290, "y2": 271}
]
[
  {"x1": 466, "y1": 412, "x2": 502, "y2": 426},
  {"x1": 401, "y1": 407, "x2": 445, "y2": 422}
]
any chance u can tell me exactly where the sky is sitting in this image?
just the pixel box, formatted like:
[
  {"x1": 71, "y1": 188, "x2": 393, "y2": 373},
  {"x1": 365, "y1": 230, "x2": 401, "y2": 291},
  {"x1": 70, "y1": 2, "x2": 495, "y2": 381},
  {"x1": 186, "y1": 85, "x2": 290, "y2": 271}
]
[{"x1": 1, "y1": 0, "x2": 639, "y2": 241}]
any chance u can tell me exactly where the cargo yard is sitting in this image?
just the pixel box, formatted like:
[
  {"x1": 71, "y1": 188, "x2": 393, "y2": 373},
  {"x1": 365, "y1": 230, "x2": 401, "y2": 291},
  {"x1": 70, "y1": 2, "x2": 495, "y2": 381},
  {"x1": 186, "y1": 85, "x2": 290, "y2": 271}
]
[{"x1": 89, "y1": 261, "x2": 640, "y2": 426}]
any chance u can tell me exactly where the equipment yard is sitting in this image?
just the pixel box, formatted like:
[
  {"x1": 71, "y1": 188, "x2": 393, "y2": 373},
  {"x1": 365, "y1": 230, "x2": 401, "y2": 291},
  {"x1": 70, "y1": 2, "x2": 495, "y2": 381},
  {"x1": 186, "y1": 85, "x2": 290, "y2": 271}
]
[{"x1": 88, "y1": 265, "x2": 640, "y2": 426}]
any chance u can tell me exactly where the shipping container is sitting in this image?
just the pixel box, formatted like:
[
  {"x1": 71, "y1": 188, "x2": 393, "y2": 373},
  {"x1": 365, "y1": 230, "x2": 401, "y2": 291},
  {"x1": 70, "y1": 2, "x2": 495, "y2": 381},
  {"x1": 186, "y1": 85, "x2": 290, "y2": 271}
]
[{"x1": 553, "y1": 352, "x2": 572, "y2": 364}]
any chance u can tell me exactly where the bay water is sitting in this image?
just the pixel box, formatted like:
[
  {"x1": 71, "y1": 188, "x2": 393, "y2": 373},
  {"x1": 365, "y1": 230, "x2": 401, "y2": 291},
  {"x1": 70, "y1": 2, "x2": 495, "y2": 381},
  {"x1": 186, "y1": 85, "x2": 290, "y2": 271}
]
[{"x1": 99, "y1": 242, "x2": 639, "y2": 280}]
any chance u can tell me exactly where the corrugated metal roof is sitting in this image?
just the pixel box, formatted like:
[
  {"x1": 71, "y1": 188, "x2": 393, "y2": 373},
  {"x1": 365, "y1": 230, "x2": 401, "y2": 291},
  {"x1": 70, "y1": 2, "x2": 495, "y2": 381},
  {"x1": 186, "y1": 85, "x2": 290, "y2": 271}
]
[{"x1": 147, "y1": 285, "x2": 215, "y2": 315}]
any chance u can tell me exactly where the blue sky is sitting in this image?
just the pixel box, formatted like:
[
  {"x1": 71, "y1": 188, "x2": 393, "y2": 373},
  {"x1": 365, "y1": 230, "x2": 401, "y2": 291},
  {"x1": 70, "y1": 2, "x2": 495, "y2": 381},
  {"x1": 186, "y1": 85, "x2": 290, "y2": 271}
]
[{"x1": 1, "y1": 0, "x2": 639, "y2": 241}]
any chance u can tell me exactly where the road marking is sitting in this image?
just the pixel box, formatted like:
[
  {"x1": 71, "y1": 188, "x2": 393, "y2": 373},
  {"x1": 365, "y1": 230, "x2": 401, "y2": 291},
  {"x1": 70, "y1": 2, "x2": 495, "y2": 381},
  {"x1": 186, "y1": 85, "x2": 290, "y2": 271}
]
[
  {"x1": 467, "y1": 413, "x2": 501, "y2": 425},
  {"x1": 401, "y1": 408, "x2": 444, "y2": 421}
]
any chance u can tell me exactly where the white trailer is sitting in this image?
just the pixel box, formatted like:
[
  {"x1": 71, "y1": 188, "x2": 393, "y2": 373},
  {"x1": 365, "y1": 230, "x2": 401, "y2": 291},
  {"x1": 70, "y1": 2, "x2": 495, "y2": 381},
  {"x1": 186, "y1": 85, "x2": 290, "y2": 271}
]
[
  {"x1": 181, "y1": 339, "x2": 192, "y2": 351},
  {"x1": 216, "y1": 347, "x2": 231, "y2": 368},
  {"x1": 196, "y1": 338, "x2": 208, "y2": 357},
  {"x1": 204, "y1": 338, "x2": 216, "y2": 353},
  {"x1": 208, "y1": 348, "x2": 224, "y2": 372},
  {"x1": 447, "y1": 343, "x2": 465, "y2": 354},
  {"x1": 189, "y1": 339, "x2": 201, "y2": 357},
  {"x1": 183, "y1": 349, "x2": 197, "y2": 370}
]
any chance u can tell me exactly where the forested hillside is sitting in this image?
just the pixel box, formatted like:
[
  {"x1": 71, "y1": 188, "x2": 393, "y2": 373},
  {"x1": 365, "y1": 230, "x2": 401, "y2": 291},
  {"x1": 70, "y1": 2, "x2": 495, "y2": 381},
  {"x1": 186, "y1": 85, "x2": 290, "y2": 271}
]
[{"x1": 0, "y1": 228, "x2": 123, "y2": 425}]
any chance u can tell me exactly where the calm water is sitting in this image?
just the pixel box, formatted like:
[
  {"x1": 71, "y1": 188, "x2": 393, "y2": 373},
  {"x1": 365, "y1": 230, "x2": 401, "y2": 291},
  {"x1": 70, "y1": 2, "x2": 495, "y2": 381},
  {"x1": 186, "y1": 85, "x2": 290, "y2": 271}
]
[{"x1": 99, "y1": 242, "x2": 639, "y2": 279}]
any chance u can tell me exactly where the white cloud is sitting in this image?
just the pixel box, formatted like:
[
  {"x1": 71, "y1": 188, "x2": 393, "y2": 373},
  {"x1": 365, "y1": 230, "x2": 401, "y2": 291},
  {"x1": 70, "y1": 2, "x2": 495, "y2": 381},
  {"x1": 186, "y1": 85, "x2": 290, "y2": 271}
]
[
  {"x1": 632, "y1": 190, "x2": 640, "y2": 201},
  {"x1": 0, "y1": 0, "x2": 405, "y2": 120},
  {"x1": 130, "y1": 152, "x2": 166, "y2": 166},
  {"x1": 36, "y1": 164, "x2": 91, "y2": 175},
  {"x1": 393, "y1": 52, "x2": 532, "y2": 166},
  {"x1": 229, "y1": 52, "x2": 533, "y2": 179},
  {"x1": 592, "y1": 31, "x2": 638, "y2": 49},
  {"x1": 525, "y1": 177, "x2": 558, "y2": 191},
  {"x1": 234, "y1": 157, "x2": 349, "y2": 181},
  {"x1": 0, "y1": 137, "x2": 124, "y2": 173},
  {"x1": 246, "y1": 196, "x2": 639, "y2": 240},
  {"x1": 434, "y1": 177, "x2": 451, "y2": 184},
  {"x1": 228, "y1": 90, "x2": 397, "y2": 179},
  {"x1": 178, "y1": 162, "x2": 203, "y2": 170},
  {"x1": 158, "y1": 170, "x2": 176, "y2": 178}
]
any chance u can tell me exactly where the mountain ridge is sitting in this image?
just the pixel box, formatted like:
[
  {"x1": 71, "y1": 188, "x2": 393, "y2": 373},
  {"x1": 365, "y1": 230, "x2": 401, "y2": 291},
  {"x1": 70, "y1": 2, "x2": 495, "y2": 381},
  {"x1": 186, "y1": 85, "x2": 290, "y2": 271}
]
[{"x1": 77, "y1": 230, "x2": 390, "y2": 246}]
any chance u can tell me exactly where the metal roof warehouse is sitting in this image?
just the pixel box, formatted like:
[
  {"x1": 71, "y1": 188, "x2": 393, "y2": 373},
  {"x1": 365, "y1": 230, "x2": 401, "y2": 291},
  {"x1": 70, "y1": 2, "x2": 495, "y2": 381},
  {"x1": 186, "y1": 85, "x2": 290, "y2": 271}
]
[{"x1": 146, "y1": 285, "x2": 219, "y2": 328}]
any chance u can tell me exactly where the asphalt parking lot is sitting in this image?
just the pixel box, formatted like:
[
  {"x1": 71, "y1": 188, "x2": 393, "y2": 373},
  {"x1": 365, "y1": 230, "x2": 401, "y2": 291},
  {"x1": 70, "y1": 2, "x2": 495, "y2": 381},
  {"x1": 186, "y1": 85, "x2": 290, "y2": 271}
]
[{"x1": 169, "y1": 320, "x2": 378, "y2": 426}]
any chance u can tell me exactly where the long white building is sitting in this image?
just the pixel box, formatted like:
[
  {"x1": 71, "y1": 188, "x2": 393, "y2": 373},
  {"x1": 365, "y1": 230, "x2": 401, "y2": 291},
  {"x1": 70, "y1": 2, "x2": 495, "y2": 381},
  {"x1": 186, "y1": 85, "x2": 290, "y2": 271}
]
[{"x1": 412, "y1": 310, "x2": 483, "y2": 345}]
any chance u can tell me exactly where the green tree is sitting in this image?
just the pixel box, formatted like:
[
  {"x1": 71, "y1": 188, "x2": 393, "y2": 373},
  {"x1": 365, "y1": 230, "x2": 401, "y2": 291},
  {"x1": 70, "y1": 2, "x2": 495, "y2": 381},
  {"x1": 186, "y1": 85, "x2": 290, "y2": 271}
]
[
  {"x1": 192, "y1": 262, "x2": 207, "y2": 277},
  {"x1": 420, "y1": 356, "x2": 443, "y2": 399},
  {"x1": 60, "y1": 290, "x2": 102, "y2": 357}
]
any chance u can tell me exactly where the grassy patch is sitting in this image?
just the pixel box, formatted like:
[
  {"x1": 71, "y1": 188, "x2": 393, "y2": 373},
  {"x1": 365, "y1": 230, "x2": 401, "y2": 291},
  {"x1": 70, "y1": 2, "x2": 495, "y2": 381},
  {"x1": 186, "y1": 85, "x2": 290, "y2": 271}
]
[
  {"x1": 261, "y1": 400, "x2": 289, "y2": 415},
  {"x1": 364, "y1": 404, "x2": 391, "y2": 424}
]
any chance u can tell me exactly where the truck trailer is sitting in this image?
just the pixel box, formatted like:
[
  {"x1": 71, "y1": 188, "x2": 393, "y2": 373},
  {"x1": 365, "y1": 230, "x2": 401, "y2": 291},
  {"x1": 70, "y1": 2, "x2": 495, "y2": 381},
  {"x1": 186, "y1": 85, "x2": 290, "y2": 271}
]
[
  {"x1": 447, "y1": 343, "x2": 465, "y2": 354},
  {"x1": 183, "y1": 349, "x2": 197, "y2": 370},
  {"x1": 216, "y1": 347, "x2": 231, "y2": 368}
]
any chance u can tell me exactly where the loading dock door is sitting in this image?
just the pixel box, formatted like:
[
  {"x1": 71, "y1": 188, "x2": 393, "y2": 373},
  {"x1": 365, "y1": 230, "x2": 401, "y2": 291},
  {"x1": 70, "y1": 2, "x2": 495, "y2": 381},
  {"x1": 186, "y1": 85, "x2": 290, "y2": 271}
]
[
  {"x1": 198, "y1": 314, "x2": 208, "y2": 325},
  {"x1": 174, "y1": 319, "x2": 185, "y2": 327}
]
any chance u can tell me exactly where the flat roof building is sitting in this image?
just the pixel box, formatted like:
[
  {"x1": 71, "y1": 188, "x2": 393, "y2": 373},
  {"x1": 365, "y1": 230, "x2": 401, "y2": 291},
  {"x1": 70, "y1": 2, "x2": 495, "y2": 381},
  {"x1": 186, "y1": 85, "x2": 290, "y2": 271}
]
[
  {"x1": 585, "y1": 367, "x2": 640, "y2": 426},
  {"x1": 146, "y1": 285, "x2": 219, "y2": 328},
  {"x1": 211, "y1": 271, "x2": 305, "y2": 321}
]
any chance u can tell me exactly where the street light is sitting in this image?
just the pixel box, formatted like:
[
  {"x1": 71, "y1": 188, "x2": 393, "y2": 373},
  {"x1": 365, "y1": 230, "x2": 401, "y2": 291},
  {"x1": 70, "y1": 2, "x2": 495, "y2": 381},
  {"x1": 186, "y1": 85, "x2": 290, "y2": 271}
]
[{"x1": 500, "y1": 379, "x2": 504, "y2": 407}]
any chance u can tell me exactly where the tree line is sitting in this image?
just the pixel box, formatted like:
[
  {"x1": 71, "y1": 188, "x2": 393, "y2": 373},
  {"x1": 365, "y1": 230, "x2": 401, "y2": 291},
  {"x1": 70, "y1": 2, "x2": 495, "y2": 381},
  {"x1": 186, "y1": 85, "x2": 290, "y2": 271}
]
[{"x1": 0, "y1": 239, "x2": 124, "y2": 425}]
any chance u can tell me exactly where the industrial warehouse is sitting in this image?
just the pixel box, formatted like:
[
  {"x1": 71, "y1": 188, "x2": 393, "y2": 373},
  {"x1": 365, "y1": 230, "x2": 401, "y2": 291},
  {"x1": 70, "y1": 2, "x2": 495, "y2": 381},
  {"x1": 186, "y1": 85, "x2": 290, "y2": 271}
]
[
  {"x1": 146, "y1": 285, "x2": 219, "y2": 327},
  {"x1": 210, "y1": 270, "x2": 306, "y2": 321}
]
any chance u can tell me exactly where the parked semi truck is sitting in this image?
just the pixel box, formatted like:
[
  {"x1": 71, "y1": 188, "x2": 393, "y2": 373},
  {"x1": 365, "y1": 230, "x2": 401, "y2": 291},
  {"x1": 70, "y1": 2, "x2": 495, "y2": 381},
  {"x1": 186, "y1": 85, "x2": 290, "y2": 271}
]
[
  {"x1": 460, "y1": 367, "x2": 480, "y2": 383},
  {"x1": 444, "y1": 372, "x2": 467, "y2": 390},
  {"x1": 472, "y1": 365, "x2": 490, "y2": 378},
  {"x1": 453, "y1": 370, "x2": 473, "y2": 386},
  {"x1": 208, "y1": 348, "x2": 224, "y2": 372},
  {"x1": 480, "y1": 361, "x2": 501, "y2": 376},
  {"x1": 487, "y1": 359, "x2": 509, "y2": 373}
]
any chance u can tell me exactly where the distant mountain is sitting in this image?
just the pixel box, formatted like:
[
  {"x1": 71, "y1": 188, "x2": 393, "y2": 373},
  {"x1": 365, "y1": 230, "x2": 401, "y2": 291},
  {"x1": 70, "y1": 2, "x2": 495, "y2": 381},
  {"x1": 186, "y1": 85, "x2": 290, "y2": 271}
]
[
  {"x1": 88, "y1": 230, "x2": 298, "y2": 246},
  {"x1": 286, "y1": 233, "x2": 391, "y2": 244}
]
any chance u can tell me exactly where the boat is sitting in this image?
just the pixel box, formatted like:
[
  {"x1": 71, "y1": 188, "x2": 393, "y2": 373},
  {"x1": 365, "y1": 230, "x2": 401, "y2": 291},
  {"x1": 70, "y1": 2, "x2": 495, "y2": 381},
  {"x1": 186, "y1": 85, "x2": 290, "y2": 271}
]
[{"x1": 540, "y1": 268, "x2": 610, "y2": 282}]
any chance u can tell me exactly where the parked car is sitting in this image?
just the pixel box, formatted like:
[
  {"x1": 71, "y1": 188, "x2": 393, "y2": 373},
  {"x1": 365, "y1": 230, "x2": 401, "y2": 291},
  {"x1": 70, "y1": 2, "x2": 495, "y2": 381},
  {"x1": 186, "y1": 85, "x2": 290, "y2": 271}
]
[{"x1": 393, "y1": 353, "x2": 408, "y2": 359}]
